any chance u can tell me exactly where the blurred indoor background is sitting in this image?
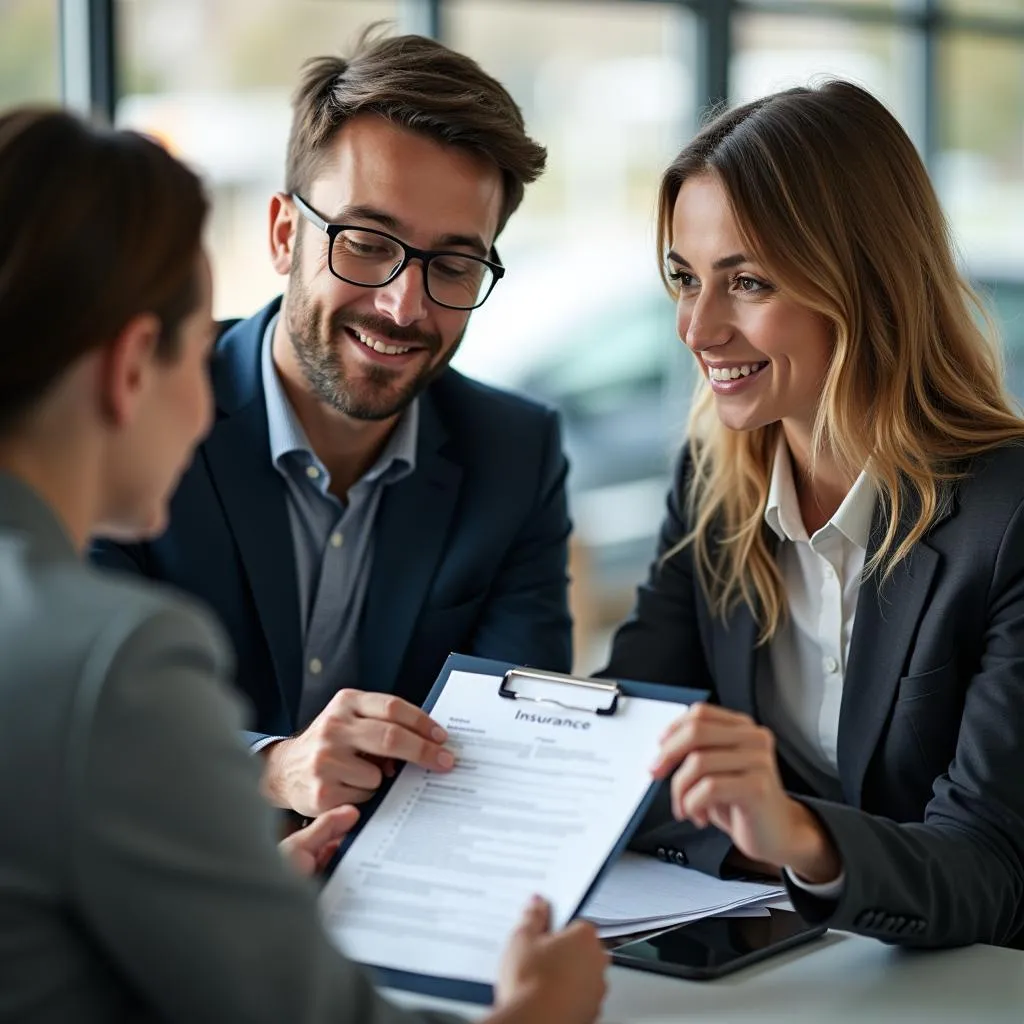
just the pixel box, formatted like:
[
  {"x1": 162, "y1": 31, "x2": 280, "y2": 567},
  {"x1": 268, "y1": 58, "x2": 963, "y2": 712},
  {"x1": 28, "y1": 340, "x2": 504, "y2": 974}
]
[{"x1": 6, "y1": 0, "x2": 1024, "y2": 671}]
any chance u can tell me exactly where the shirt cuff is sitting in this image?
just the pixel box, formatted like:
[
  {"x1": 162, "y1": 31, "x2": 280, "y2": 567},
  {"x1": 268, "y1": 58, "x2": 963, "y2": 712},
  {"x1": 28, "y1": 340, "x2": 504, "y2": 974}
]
[
  {"x1": 783, "y1": 865, "x2": 846, "y2": 900},
  {"x1": 249, "y1": 734, "x2": 286, "y2": 755}
]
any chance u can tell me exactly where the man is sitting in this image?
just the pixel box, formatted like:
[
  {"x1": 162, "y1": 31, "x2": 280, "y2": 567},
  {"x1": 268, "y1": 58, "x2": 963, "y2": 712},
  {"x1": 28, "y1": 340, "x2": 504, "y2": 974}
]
[{"x1": 92, "y1": 31, "x2": 572, "y2": 819}]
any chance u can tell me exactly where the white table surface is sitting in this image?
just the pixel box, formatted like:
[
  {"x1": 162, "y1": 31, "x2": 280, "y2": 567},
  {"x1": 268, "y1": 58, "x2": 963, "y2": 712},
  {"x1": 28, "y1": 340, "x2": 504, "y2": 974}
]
[{"x1": 386, "y1": 930, "x2": 1024, "y2": 1023}]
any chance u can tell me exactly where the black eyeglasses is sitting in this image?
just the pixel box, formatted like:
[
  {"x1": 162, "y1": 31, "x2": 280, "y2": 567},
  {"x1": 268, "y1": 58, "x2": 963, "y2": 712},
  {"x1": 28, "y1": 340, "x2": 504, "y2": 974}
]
[{"x1": 291, "y1": 193, "x2": 505, "y2": 311}]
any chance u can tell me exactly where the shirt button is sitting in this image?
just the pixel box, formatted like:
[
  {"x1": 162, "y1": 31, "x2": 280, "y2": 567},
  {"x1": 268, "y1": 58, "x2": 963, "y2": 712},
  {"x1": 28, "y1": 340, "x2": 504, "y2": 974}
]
[
  {"x1": 824, "y1": 656, "x2": 839, "y2": 674},
  {"x1": 306, "y1": 465, "x2": 320, "y2": 480},
  {"x1": 823, "y1": 564, "x2": 836, "y2": 580},
  {"x1": 330, "y1": 532, "x2": 344, "y2": 548},
  {"x1": 309, "y1": 657, "x2": 323, "y2": 675}
]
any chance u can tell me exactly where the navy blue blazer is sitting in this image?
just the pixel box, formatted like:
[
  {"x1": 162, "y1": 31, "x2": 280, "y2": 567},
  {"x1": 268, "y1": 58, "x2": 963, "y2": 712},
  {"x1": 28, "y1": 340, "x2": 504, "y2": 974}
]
[{"x1": 92, "y1": 298, "x2": 572, "y2": 738}]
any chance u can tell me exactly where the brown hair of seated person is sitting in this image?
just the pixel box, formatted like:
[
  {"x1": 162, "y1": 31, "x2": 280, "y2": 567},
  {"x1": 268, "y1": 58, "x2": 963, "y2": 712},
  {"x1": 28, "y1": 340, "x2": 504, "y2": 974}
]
[
  {"x1": 286, "y1": 27, "x2": 547, "y2": 235},
  {"x1": 0, "y1": 107, "x2": 207, "y2": 436},
  {"x1": 655, "y1": 80, "x2": 1024, "y2": 640}
]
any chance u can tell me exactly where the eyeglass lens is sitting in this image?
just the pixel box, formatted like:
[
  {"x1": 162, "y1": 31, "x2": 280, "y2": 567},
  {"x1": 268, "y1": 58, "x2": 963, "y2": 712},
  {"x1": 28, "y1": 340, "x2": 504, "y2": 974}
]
[{"x1": 331, "y1": 229, "x2": 494, "y2": 309}]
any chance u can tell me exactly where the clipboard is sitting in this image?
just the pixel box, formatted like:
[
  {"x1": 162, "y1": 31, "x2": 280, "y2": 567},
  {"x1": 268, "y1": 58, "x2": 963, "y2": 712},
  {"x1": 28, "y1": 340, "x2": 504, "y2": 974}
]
[{"x1": 327, "y1": 653, "x2": 708, "y2": 1006}]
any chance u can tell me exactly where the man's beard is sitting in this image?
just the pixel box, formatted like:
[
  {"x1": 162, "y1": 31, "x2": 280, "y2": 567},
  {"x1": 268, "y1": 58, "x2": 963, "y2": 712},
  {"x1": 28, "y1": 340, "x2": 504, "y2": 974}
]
[{"x1": 285, "y1": 286, "x2": 463, "y2": 421}]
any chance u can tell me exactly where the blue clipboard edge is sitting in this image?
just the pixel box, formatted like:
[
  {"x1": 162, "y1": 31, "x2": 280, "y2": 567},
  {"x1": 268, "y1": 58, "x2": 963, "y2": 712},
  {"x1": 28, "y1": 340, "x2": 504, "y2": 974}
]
[{"x1": 326, "y1": 652, "x2": 710, "y2": 1007}]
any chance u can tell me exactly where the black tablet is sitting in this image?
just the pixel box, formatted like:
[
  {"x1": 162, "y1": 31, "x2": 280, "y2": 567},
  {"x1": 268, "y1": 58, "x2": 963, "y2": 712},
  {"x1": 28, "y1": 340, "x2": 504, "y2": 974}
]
[{"x1": 610, "y1": 909, "x2": 826, "y2": 980}]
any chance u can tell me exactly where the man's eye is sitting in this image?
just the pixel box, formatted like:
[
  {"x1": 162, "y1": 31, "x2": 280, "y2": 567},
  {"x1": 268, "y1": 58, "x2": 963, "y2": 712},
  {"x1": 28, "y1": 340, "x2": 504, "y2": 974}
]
[
  {"x1": 437, "y1": 261, "x2": 472, "y2": 280},
  {"x1": 336, "y1": 231, "x2": 397, "y2": 260},
  {"x1": 347, "y1": 241, "x2": 387, "y2": 257}
]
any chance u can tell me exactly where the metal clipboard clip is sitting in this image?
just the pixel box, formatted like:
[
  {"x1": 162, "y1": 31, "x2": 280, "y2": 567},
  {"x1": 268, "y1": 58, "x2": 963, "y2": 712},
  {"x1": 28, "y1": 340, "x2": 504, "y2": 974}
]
[{"x1": 498, "y1": 667, "x2": 620, "y2": 716}]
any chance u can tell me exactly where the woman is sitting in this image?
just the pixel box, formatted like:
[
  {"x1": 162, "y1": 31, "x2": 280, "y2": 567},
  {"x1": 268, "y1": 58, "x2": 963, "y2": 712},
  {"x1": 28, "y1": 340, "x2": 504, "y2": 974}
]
[
  {"x1": 603, "y1": 80, "x2": 1024, "y2": 949},
  {"x1": 0, "y1": 107, "x2": 605, "y2": 1024}
]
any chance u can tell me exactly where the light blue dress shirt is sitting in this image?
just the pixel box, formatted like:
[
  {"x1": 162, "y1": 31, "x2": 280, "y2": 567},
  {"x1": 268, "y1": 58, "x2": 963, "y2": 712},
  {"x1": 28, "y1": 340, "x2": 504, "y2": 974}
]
[{"x1": 259, "y1": 314, "x2": 418, "y2": 738}]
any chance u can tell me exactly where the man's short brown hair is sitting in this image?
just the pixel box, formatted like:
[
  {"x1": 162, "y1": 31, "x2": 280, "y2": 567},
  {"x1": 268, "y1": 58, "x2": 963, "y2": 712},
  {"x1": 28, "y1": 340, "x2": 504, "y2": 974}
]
[{"x1": 285, "y1": 30, "x2": 546, "y2": 235}]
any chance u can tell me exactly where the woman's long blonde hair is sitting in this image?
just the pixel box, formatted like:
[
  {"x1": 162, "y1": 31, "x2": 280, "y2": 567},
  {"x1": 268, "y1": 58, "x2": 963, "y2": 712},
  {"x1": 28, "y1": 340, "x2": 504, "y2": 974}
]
[{"x1": 657, "y1": 81, "x2": 1024, "y2": 641}]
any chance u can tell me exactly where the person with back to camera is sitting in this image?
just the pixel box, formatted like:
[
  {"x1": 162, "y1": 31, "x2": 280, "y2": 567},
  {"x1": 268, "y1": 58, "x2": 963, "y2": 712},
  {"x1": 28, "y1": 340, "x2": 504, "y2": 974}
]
[
  {"x1": 0, "y1": 105, "x2": 606, "y2": 1024},
  {"x1": 92, "y1": 29, "x2": 574, "y2": 823},
  {"x1": 602, "y1": 80, "x2": 1024, "y2": 949}
]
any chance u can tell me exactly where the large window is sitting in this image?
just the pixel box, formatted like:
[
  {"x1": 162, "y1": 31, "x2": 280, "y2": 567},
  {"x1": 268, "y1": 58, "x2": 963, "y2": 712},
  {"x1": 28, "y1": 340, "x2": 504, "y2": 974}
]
[
  {"x1": 731, "y1": 11, "x2": 920, "y2": 133},
  {"x1": 936, "y1": 29, "x2": 1024, "y2": 394},
  {"x1": 446, "y1": 1, "x2": 698, "y2": 664},
  {"x1": 449, "y1": 0, "x2": 696, "y2": 391},
  {"x1": 0, "y1": 0, "x2": 60, "y2": 107},
  {"x1": 946, "y1": 0, "x2": 1024, "y2": 14},
  {"x1": 937, "y1": 32, "x2": 1024, "y2": 268},
  {"x1": 115, "y1": 0, "x2": 397, "y2": 319}
]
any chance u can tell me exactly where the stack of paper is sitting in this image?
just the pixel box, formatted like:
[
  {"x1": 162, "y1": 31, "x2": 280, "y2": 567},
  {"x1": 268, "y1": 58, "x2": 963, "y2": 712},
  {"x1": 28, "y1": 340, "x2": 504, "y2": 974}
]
[{"x1": 581, "y1": 852, "x2": 788, "y2": 938}]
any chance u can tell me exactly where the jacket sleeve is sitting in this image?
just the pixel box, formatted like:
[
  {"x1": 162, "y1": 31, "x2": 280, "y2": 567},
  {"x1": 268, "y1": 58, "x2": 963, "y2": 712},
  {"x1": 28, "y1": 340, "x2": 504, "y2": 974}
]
[
  {"x1": 465, "y1": 408, "x2": 573, "y2": 673},
  {"x1": 597, "y1": 452, "x2": 730, "y2": 877},
  {"x1": 67, "y1": 602, "x2": 461, "y2": 1024},
  {"x1": 786, "y1": 498, "x2": 1024, "y2": 948}
]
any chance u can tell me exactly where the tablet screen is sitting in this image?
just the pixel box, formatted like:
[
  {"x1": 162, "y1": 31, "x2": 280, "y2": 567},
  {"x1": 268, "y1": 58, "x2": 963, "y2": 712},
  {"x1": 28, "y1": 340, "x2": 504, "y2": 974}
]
[{"x1": 610, "y1": 909, "x2": 825, "y2": 980}]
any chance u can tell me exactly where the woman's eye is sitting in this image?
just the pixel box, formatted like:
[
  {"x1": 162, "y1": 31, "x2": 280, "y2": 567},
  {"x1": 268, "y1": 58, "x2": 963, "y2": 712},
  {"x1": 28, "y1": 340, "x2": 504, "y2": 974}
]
[
  {"x1": 668, "y1": 270, "x2": 697, "y2": 288},
  {"x1": 735, "y1": 275, "x2": 770, "y2": 293}
]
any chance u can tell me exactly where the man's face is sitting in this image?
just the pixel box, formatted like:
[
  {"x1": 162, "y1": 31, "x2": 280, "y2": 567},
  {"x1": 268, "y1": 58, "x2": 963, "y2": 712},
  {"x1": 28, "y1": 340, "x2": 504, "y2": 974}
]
[{"x1": 275, "y1": 114, "x2": 504, "y2": 421}]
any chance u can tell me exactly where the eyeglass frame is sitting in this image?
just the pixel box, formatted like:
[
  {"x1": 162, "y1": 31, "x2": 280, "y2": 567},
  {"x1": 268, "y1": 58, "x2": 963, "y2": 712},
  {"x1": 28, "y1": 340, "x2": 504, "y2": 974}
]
[{"x1": 289, "y1": 193, "x2": 505, "y2": 311}]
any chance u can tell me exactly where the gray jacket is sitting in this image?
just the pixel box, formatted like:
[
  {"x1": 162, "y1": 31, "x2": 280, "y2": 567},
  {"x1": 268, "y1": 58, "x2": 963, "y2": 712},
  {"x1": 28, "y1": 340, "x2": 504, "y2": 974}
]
[{"x1": 0, "y1": 473, "x2": 458, "y2": 1023}]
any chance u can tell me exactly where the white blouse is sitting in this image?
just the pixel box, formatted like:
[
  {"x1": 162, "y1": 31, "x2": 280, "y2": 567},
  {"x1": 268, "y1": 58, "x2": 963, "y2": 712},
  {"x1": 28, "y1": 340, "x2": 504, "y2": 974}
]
[{"x1": 757, "y1": 435, "x2": 876, "y2": 896}]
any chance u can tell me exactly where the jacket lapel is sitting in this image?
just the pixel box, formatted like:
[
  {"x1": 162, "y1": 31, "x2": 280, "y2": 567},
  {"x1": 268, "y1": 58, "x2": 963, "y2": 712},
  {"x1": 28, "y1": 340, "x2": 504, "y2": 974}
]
[
  {"x1": 716, "y1": 599, "x2": 760, "y2": 718},
  {"x1": 204, "y1": 300, "x2": 303, "y2": 724},
  {"x1": 715, "y1": 526, "x2": 776, "y2": 718},
  {"x1": 837, "y1": 497, "x2": 942, "y2": 806},
  {"x1": 360, "y1": 391, "x2": 462, "y2": 697}
]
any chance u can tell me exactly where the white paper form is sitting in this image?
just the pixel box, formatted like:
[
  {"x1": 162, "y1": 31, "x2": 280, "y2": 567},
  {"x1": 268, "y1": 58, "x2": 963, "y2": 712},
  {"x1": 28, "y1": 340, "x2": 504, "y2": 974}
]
[
  {"x1": 320, "y1": 670, "x2": 686, "y2": 985},
  {"x1": 580, "y1": 852, "x2": 785, "y2": 937}
]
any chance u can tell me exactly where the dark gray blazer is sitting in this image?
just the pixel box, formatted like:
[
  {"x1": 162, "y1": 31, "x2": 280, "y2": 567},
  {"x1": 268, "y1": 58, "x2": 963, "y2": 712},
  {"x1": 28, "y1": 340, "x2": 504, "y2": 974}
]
[
  {"x1": 603, "y1": 444, "x2": 1024, "y2": 949},
  {"x1": 0, "y1": 474, "x2": 457, "y2": 1024}
]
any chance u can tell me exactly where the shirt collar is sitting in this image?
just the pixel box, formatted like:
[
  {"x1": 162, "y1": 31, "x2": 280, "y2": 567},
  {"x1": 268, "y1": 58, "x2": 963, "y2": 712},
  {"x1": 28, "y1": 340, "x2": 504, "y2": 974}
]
[
  {"x1": 764, "y1": 432, "x2": 875, "y2": 550},
  {"x1": 260, "y1": 313, "x2": 418, "y2": 491}
]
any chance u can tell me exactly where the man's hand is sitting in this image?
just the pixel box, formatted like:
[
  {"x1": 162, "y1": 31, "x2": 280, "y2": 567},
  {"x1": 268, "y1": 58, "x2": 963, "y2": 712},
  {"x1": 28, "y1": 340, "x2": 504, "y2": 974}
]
[
  {"x1": 278, "y1": 804, "x2": 359, "y2": 876},
  {"x1": 260, "y1": 689, "x2": 454, "y2": 817},
  {"x1": 651, "y1": 703, "x2": 842, "y2": 884},
  {"x1": 494, "y1": 896, "x2": 608, "y2": 1024}
]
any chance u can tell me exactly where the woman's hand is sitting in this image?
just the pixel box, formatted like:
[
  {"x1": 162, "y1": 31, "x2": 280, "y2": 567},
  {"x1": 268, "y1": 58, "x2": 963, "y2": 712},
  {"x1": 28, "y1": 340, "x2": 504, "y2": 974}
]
[
  {"x1": 279, "y1": 805, "x2": 359, "y2": 876},
  {"x1": 495, "y1": 896, "x2": 608, "y2": 1024},
  {"x1": 650, "y1": 704, "x2": 841, "y2": 883}
]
